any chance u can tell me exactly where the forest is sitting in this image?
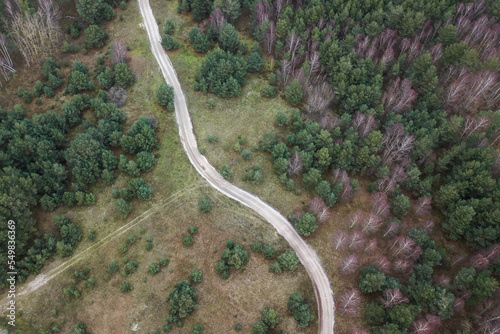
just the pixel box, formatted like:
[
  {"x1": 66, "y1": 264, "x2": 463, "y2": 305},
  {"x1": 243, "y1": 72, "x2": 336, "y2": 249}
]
[
  {"x1": 0, "y1": 0, "x2": 160, "y2": 290},
  {"x1": 177, "y1": 0, "x2": 499, "y2": 332}
]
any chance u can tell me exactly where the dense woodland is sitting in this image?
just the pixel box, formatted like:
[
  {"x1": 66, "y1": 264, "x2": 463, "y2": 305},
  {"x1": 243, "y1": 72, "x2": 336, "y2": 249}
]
[
  {"x1": 0, "y1": 0, "x2": 161, "y2": 292},
  {"x1": 178, "y1": 0, "x2": 499, "y2": 332}
]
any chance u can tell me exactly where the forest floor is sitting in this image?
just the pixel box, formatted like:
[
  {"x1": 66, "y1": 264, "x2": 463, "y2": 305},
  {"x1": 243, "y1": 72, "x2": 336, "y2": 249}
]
[{"x1": 0, "y1": 1, "x2": 318, "y2": 333}]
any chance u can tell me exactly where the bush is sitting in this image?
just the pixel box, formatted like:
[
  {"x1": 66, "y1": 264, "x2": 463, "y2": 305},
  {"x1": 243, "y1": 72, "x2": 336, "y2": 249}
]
[
  {"x1": 275, "y1": 111, "x2": 290, "y2": 126},
  {"x1": 263, "y1": 245, "x2": 276, "y2": 259},
  {"x1": 278, "y1": 252, "x2": 299, "y2": 271},
  {"x1": 247, "y1": 52, "x2": 264, "y2": 72},
  {"x1": 161, "y1": 35, "x2": 180, "y2": 51},
  {"x1": 269, "y1": 261, "x2": 282, "y2": 273},
  {"x1": 190, "y1": 270, "x2": 202, "y2": 283},
  {"x1": 114, "y1": 63, "x2": 135, "y2": 88},
  {"x1": 285, "y1": 79, "x2": 303, "y2": 105},
  {"x1": 62, "y1": 41, "x2": 79, "y2": 54},
  {"x1": 241, "y1": 149, "x2": 252, "y2": 160},
  {"x1": 199, "y1": 199, "x2": 211, "y2": 213},
  {"x1": 216, "y1": 240, "x2": 248, "y2": 279},
  {"x1": 97, "y1": 68, "x2": 115, "y2": 89},
  {"x1": 288, "y1": 293, "x2": 314, "y2": 327},
  {"x1": 72, "y1": 322, "x2": 86, "y2": 334},
  {"x1": 188, "y1": 226, "x2": 198, "y2": 235},
  {"x1": 189, "y1": 28, "x2": 209, "y2": 53},
  {"x1": 191, "y1": 324, "x2": 203, "y2": 334},
  {"x1": 108, "y1": 262, "x2": 119, "y2": 274},
  {"x1": 165, "y1": 20, "x2": 175, "y2": 35},
  {"x1": 251, "y1": 321, "x2": 268, "y2": 334},
  {"x1": 157, "y1": 84, "x2": 175, "y2": 111},
  {"x1": 207, "y1": 134, "x2": 217, "y2": 143},
  {"x1": 84, "y1": 25, "x2": 107, "y2": 49},
  {"x1": 183, "y1": 235, "x2": 194, "y2": 247},
  {"x1": 294, "y1": 213, "x2": 318, "y2": 236},
  {"x1": 114, "y1": 199, "x2": 132, "y2": 218},
  {"x1": 77, "y1": 0, "x2": 114, "y2": 24},
  {"x1": 121, "y1": 282, "x2": 133, "y2": 293},
  {"x1": 159, "y1": 257, "x2": 170, "y2": 267},
  {"x1": 391, "y1": 194, "x2": 411, "y2": 216},
  {"x1": 136, "y1": 151, "x2": 156, "y2": 172},
  {"x1": 194, "y1": 47, "x2": 246, "y2": 98},
  {"x1": 148, "y1": 263, "x2": 161, "y2": 275},
  {"x1": 250, "y1": 243, "x2": 262, "y2": 253},
  {"x1": 262, "y1": 308, "x2": 279, "y2": 328},
  {"x1": 219, "y1": 164, "x2": 233, "y2": 179}
]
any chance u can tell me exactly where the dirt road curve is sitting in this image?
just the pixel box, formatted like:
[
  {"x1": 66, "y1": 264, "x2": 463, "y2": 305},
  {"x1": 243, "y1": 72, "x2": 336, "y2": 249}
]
[{"x1": 137, "y1": 1, "x2": 335, "y2": 332}]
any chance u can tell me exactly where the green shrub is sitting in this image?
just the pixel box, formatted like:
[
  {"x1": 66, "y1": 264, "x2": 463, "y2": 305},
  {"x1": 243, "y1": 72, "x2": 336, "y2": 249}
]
[
  {"x1": 62, "y1": 41, "x2": 79, "y2": 54},
  {"x1": 199, "y1": 199, "x2": 211, "y2": 213},
  {"x1": 183, "y1": 235, "x2": 194, "y2": 247},
  {"x1": 190, "y1": 270, "x2": 202, "y2": 283},
  {"x1": 114, "y1": 63, "x2": 135, "y2": 88},
  {"x1": 269, "y1": 261, "x2": 282, "y2": 273},
  {"x1": 159, "y1": 257, "x2": 169, "y2": 267},
  {"x1": 278, "y1": 252, "x2": 299, "y2": 271},
  {"x1": 161, "y1": 35, "x2": 180, "y2": 51},
  {"x1": 188, "y1": 226, "x2": 198, "y2": 235},
  {"x1": 108, "y1": 262, "x2": 119, "y2": 274},
  {"x1": 241, "y1": 149, "x2": 252, "y2": 160},
  {"x1": 207, "y1": 134, "x2": 217, "y2": 143},
  {"x1": 121, "y1": 282, "x2": 133, "y2": 293},
  {"x1": 250, "y1": 243, "x2": 262, "y2": 253},
  {"x1": 285, "y1": 79, "x2": 303, "y2": 105},
  {"x1": 263, "y1": 245, "x2": 276, "y2": 259},
  {"x1": 219, "y1": 164, "x2": 233, "y2": 179},
  {"x1": 84, "y1": 25, "x2": 107, "y2": 49},
  {"x1": 156, "y1": 84, "x2": 175, "y2": 111},
  {"x1": 148, "y1": 263, "x2": 161, "y2": 275}
]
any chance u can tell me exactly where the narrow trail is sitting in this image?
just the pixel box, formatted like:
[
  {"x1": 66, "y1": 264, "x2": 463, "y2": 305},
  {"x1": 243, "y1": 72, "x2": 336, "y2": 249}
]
[
  {"x1": 0, "y1": 183, "x2": 203, "y2": 306},
  {"x1": 137, "y1": 1, "x2": 336, "y2": 332}
]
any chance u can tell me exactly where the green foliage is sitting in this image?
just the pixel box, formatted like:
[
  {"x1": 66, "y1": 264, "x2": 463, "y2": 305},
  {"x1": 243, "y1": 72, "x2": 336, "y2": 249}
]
[
  {"x1": 157, "y1": 84, "x2": 175, "y2": 111},
  {"x1": 241, "y1": 149, "x2": 252, "y2": 160},
  {"x1": 191, "y1": 324, "x2": 203, "y2": 334},
  {"x1": 62, "y1": 41, "x2": 79, "y2": 54},
  {"x1": 167, "y1": 281, "x2": 198, "y2": 319},
  {"x1": 199, "y1": 199, "x2": 211, "y2": 213},
  {"x1": 275, "y1": 111, "x2": 290, "y2": 127},
  {"x1": 188, "y1": 226, "x2": 198, "y2": 235},
  {"x1": 77, "y1": 0, "x2": 114, "y2": 24},
  {"x1": 72, "y1": 322, "x2": 86, "y2": 334},
  {"x1": 108, "y1": 262, "x2": 119, "y2": 274},
  {"x1": 288, "y1": 293, "x2": 314, "y2": 327},
  {"x1": 159, "y1": 257, "x2": 170, "y2": 267},
  {"x1": 114, "y1": 199, "x2": 132, "y2": 218},
  {"x1": 262, "y1": 245, "x2": 276, "y2": 259},
  {"x1": 189, "y1": 28, "x2": 209, "y2": 53},
  {"x1": 262, "y1": 308, "x2": 279, "y2": 328},
  {"x1": 219, "y1": 164, "x2": 233, "y2": 179},
  {"x1": 247, "y1": 52, "x2": 264, "y2": 72},
  {"x1": 285, "y1": 79, "x2": 303, "y2": 106},
  {"x1": 165, "y1": 20, "x2": 175, "y2": 35},
  {"x1": 213, "y1": 0, "x2": 240, "y2": 23},
  {"x1": 269, "y1": 261, "x2": 282, "y2": 273},
  {"x1": 293, "y1": 213, "x2": 317, "y2": 236},
  {"x1": 218, "y1": 23, "x2": 240, "y2": 54},
  {"x1": 84, "y1": 25, "x2": 107, "y2": 49},
  {"x1": 183, "y1": 235, "x2": 194, "y2": 247},
  {"x1": 114, "y1": 63, "x2": 135, "y2": 88},
  {"x1": 194, "y1": 47, "x2": 246, "y2": 98},
  {"x1": 261, "y1": 84, "x2": 278, "y2": 98},
  {"x1": 97, "y1": 68, "x2": 115, "y2": 89},
  {"x1": 216, "y1": 240, "x2": 248, "y2": 279},
  {"x1": 207, "y1": 134, "x2": 217, "y2": 143},
  {"x1": 391, "y1": 194, "x2": 410, "y2": 216},
  {"x1": 278, "y1": 252, "x2": 299, "y2": 271},
  {"x1": 251, "y1": 321, "x2": 268, "y2": 334},
  {"x1": 161, "y1": 35, "x2": 181, "y2": 51},
  {"x1": 148, "y1": 262, "x2": 161, "y2": 275},
  {"x1": 120, "y1": 282, "x2": 133, "y2": 293},
  {"x1": 190, "y1": 269, "x2": 202, "y2": 283},
  {"x1": 121, "y1": 117, "x2": 156, "y2": 154},
  {"x1": 359, "y1": 266, "x2": 387, "y2": 293}
]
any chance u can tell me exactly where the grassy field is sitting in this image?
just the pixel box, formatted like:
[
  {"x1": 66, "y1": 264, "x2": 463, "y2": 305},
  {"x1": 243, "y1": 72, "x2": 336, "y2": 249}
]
[{"x1": 0, "y1": 0, "x2": 319, "y2": 333}]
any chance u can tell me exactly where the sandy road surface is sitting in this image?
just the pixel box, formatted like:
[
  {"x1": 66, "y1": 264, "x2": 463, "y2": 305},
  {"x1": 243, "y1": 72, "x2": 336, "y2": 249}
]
[{"x1": 137, "y1": 1, "x2": 336, "y2": 332}]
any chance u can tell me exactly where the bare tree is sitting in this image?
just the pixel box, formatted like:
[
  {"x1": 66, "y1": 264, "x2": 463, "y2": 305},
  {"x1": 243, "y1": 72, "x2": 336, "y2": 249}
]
[
  {"x1": 287, "y1": 151, "x2": 303, "y2": 176},
  {"x1": 304, "y1": 81, "x2": 335, "y2": 114},
  {"x1": 347, "y1": 211, "x2": 363, "y2": 229},
  {"x1": 332, "y1": 231, "x2": 348, "y2": 252},
  {"x1": 382, "y1": 77, "x2": 418, "y2": 114},
  {"x1": 348, "y1": 231, "x2": 365, "y2": 252},
  {"x1": 107, "y1": 86, "x2": 128, "y2": 107},
  {"x1": 309, "y1": 197, "x2": 325, "y2": 215},
  {"x1": 380, "y1": 289, "x2": 409, "y2": 309},
  {"x1": 414, "y1": 196, "x2": 432, "y2": 216},
  {"x1": 423, "y1": 221, "x2": 435, "y2": 232},
  {"x1": 372, "y1": 192, "x2": 390, "y2": 219},
  {"x1": 319, "y1": 115, "x2": 339, "y2": 131},
  {"x1": 0, "y1": 35, "x2": 16, "y2": 87},
  {"x1": 340, "y1": 255, "x2": 358, "y2": 275},
  {"x1": 209, "y1": 8, "x2": 226, "y2": 34},
  {"x1": 339, "y1": 289, "x2": 361, "y2": 316},
  {"x1": 374, "y1": 256, "x2": 391, "y2": 274},
  {"x1": 469, "y1": 254, "x2": 489, "y2": 270},
  {"x1": 382, "y1": 123, "x2": 415, "y2": 167},
  {"x1": 393, "y1": 259, "x2": 412, "y2": 275},
  {"x1": 361, "y1": 214, "x2": 382, "y2": 235},
  {"x1": 364, "y1": 239, "x2": 377, "y2": 253},
  {"x1": 462, "y1": 115, "x2": 491, "y2": 140},
  {"x1": 317, "y1": 207, "x2": 330, "y2": 223},
  {"x1": 391, "y1": 236, "x2": 416, "y2": 258},
  {"x1": 9, "y1": 9, "x2": 61, "y2": 67},
  {"x1": 37, "y1": 0, "x2": 61, "y2": 27},
  {"x1": 435, "y1": 275, "x2": 451, "y2": 288},
  {"x1": 383, "y1": 221, "x2": 400, "y2": 238},
  {"x1": 112, "y1": 40, "x2": 127, "y2": 66}
]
